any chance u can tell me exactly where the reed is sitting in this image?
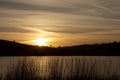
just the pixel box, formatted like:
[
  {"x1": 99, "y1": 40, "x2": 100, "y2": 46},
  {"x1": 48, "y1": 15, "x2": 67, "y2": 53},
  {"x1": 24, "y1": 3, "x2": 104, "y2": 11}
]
[
  {"x1": 2, "y1": 57, "x2": 120, "y2": 80},
  {"x1": 3, "y1": 57, "x2": 40, "y2": 80},
  {"x1": 0, "y1": 75, "x2": 2, "y2": 80}
]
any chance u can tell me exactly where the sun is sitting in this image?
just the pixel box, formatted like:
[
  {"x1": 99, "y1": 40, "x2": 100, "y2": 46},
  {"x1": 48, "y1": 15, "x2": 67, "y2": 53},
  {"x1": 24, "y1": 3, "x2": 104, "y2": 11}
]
[{"x1": 34, "y1": 38, "x2": 49, "y2": 46}]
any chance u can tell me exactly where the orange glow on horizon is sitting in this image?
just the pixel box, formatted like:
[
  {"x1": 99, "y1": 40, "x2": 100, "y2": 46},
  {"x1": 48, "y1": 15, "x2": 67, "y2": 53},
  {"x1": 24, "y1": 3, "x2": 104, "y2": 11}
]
[
  {"x1": 34, "y1": 38, "x2": 50, "y2": 46},
  {"x1": 23, "y1": 38, "x2": 51, "y2": 46}
]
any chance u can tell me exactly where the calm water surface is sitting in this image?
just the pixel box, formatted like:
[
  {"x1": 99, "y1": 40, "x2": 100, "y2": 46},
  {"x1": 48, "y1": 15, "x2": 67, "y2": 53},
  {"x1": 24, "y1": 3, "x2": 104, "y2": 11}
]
[{"x1": 0, "y1": 56, "x2": 120, "y2": 79}]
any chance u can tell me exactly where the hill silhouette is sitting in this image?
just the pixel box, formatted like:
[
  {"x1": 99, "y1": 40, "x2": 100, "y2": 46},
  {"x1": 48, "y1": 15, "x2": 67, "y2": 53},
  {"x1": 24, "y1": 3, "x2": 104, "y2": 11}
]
[{"x1": 0, "y1": 39, "x2": 120, "y2": 56}]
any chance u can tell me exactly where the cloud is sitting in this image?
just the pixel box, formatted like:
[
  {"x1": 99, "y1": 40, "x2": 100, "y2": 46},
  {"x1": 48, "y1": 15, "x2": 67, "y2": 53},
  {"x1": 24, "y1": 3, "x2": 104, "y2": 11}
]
[
  {"x1": 0, "y1": 0, "x2": 120, "y2": 45},
  {"x1": 0, "y1": 0, "x2": 75, "y2": 14},
  {"x1": 24, "y1": 13, "x2": 120, "y2": 34},
  {"x1": 37, "y1": 26, "x2": 105, "y2": 34},
  {"x1": 0, "y1": 0, "x2": 120, "y2": 20},
  {"x1": 0, "y1": 26, "x2": 36, "y2": 33}
]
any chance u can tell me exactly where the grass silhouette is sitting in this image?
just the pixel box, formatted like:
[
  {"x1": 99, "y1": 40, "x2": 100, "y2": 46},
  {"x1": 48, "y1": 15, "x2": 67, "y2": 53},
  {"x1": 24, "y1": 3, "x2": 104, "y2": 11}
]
[
  {"x1": 0, "y1": 57, "x2": 119, "y2": 80},
  {"x1": 3, "y1": 58, "x2": 40, "y2": 80},
  {"x1": 0, "y1": 76, "x2": 2, "y2": 80}
]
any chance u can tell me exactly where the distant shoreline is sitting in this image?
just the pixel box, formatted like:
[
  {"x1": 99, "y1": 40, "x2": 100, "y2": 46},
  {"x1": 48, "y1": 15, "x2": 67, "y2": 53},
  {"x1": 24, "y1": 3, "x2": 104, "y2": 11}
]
[{"x1": 0, "y1": 39, "x2": 120, "y2": 56}]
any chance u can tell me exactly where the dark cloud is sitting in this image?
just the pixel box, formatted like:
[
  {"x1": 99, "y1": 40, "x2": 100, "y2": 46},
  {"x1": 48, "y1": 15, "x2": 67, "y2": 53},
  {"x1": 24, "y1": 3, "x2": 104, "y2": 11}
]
[
  {"x1": 38, "y1": 26, "x2": 109, "y2": 34},
  {"x1": 0, "y1": 13, "x2": 29, "y2": 18},
  {"x1": 88, "y1": 32, "x2": 120, "y2": 36},
  {"x1": 0, "y1": 26, "x2": 36, "y2": 33},
  {"x1": 0, "y1": 0, "x2": 120, "y2": 20},
  {"x1": 97, "y1": 0, "x2": 120, "y2": 11},
  {"x1": 0, "y1": 0, "x2": 75, "y2": 14}
]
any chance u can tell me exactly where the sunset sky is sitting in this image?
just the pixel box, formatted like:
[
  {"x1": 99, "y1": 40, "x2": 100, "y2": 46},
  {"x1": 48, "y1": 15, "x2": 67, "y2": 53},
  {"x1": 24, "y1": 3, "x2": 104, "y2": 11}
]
[{"x1": 0, "y1": 0, "x2": 120, "y2": 46}]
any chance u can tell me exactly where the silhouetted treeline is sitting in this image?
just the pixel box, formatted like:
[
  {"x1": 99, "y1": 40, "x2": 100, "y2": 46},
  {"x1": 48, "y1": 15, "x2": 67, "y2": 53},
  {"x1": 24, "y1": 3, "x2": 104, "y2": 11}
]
[{"x1": 0, "y1": 39, "x2": 120, "y2": 56}]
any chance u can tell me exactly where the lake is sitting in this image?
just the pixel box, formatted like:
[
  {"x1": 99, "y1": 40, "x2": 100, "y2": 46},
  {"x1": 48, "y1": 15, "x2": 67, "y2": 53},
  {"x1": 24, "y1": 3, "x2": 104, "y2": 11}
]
[{"x1": 0, "y1": 56, "x2": 120, "y2": 80}]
